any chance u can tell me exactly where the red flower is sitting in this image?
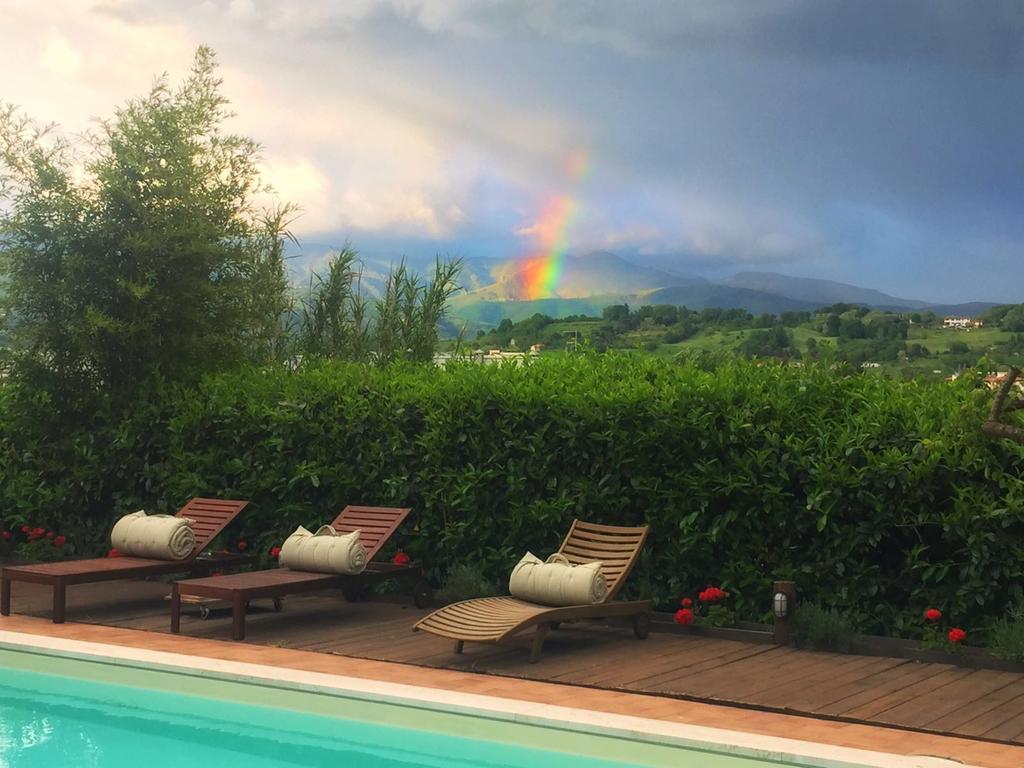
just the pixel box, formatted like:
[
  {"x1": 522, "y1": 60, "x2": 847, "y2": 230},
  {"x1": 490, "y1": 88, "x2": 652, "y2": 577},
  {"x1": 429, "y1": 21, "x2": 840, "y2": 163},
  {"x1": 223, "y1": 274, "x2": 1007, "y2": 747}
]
[
  {"x1": 674, "y1": 608, "x2": 695, "y2": 626},
  {"x1": 270, "y1": 546, "x2": 281, "y2": 558},
  {"x1": 924, "y1": 608, "x2": 942, "y2": 622},
  {"x1": 948, "y1": 627, "x2": 966, "y2": 644},
  {"x1": 107, "y1": 548, "x2": 121, "y2": 558},
  {"x1": 393, "y1": 550, "x2": 411, "y2": 566},
  {"x1": 20, "y1": 524, "x2": 29, "y2": 533},
  {"x1": 680, "y1": 597, "x2": 693, "y2": 608},
  {"x1": 53, "y1": 535, "x2": 66, "y2": 548},
  {"x1": 1, "y1": 531, "x2": 9, "y2": 541},
  {"x1": 32, "y1": 527, "x2": 44, "y2": 537},
  {"x1": 236, "y1": 539, "x2": 248, "y2": 552},
  {"x1": 698, "y1": 586, "x2": 728, "y2": 604},
  {"x1": 45, "y1": 531, "x2": 55, "y2": 540}
]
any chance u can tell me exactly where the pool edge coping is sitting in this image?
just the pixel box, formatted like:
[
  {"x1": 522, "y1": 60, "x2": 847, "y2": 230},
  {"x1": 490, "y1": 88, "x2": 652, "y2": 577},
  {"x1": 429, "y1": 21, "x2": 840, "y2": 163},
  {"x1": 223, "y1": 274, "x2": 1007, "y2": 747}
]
[{"x1": 0, "y1": 629, "x2": 970, "y2": 768}]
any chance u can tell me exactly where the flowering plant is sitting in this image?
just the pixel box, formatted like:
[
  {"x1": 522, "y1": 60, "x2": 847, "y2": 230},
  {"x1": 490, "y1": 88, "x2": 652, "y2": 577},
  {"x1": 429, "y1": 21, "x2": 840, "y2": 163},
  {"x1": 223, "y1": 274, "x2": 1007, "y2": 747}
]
[
  {"x1": 393, "y1": 549, "x2": 412, "y2": 566},
  {"x1": 920, "y1": 607, "x2": 967, "y2": 652},
  {"x1": 1, "y1": 523, "x2": 70, "y2": 562},
  {"x1": 674, "y1": 585, "x2": 734, "y2": 628}
]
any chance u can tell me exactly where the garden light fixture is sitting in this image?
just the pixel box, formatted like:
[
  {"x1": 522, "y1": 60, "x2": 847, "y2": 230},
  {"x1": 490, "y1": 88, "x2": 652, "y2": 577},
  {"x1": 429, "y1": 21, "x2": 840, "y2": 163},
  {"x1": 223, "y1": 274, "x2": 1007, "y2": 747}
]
[{"x1": 773, "y1": 591, "x2": 789, "y2": 619}]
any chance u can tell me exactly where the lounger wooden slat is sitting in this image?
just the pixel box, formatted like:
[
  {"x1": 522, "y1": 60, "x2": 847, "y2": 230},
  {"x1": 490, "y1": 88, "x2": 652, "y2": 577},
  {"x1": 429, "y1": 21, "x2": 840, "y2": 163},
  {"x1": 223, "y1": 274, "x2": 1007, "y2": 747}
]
[
  {"x1": 414, "y1": 519, "x2": 650, "y2": 662},
  {"x1": 170, "y1": 505, "x2": 425, "y2": 641},
  {"x1": 1, "y1": 497, "x2": 249, "y2": 623}
]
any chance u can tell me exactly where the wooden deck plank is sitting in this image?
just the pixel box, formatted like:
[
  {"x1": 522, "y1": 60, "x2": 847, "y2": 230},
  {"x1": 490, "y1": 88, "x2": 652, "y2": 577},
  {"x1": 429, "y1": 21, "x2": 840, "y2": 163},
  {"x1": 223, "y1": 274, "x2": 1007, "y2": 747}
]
[
  {"x1": 844, "y1": 667, "x2": 975, "y2": 721},
  {"x1": 925, "y1": 680, "x2": 1024, "y2": 732},
  {"x1": 876, "y1": 669, "x2": 1022, "y2": 729}
]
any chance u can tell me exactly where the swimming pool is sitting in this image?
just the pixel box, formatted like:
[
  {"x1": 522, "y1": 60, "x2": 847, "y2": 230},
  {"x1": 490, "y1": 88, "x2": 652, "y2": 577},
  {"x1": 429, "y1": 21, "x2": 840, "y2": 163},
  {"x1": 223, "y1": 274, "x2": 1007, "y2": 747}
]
[{"x1": 0, "y1": 632, "x2": 965, "y2": 768}]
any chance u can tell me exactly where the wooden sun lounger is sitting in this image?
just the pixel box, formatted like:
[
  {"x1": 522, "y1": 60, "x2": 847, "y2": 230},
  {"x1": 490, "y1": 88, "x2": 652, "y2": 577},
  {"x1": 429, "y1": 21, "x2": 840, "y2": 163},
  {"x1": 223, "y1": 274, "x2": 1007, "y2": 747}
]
[
  {"x1": 1, "y1": 497, "x2": 249, "y2": 623},
  {"x1": 414, "y1": 520, "x2": 650, "y2": 662},
  {"x1": 170, "y1": 505, "x2": 422, "y2": 640}
]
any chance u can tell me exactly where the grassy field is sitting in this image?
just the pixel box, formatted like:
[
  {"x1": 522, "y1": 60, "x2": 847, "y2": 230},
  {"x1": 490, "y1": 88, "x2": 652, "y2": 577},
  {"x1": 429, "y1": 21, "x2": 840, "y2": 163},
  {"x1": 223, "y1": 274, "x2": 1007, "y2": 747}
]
[{"x1": 449, "y1": 313, "x2": 1018, "y2": 378}]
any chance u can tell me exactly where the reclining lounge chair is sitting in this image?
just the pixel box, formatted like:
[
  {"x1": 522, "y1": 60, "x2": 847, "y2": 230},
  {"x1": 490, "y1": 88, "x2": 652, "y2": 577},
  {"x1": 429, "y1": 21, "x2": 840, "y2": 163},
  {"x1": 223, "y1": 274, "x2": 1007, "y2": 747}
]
[
  {"x1": 414, "y1": 519, "x2": 650, "y2": 662},
  {"x1": 170, "y1": 505, "x2": 424, "y2": 640},
  {"x1": 1, "y1": 497, "x2": 249, "y2": 623}
]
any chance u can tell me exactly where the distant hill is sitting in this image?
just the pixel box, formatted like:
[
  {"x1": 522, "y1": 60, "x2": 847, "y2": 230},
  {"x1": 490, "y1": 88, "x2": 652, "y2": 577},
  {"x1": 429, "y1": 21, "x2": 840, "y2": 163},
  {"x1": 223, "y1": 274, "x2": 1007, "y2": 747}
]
[
  {"x1": 285, "y1": 244, "x2": 1002, "y2": 329},
  {"x1": 723, "y1": 272, "x2": 928, "y2": 309},
  {"x1": 448, "y1": 294, "x2": 616, "y2": 326},
  {"x1": 919, "y1": 302, "x2": 1001, "y2": 317},
  {"x1": 640, "y1": 285, "x2": 820, "y2": 314}
]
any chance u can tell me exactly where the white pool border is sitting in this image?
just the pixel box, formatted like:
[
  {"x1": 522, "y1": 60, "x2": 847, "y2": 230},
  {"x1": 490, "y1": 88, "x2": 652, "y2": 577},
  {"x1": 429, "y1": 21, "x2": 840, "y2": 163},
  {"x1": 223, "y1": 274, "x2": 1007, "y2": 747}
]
[{"x1": 0, "y1": 630, "x2": 970, "y2": 768}]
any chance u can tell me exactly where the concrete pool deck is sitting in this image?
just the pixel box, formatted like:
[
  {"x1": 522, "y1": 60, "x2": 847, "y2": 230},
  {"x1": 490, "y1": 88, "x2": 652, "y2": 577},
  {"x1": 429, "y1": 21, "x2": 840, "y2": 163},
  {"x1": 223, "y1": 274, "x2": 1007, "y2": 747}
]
[{"x1": 1, "y1": 610, "x2": 1021, "y2": 768}]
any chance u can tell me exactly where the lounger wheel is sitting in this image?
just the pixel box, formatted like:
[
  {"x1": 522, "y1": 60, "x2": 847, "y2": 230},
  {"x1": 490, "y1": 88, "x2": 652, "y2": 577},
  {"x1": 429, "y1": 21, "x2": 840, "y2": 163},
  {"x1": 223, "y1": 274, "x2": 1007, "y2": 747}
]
[
  {"x1": 342, "y1": 584, "x2": 368, "y2": 602},
  {"x1": 633, "y1": 613, "x2": 650, "y2": 640},
  {"x1": 412, "y1": 581, "x2": 433, "y2": 609},
  {"x1": 198, "y1": 605, "x2": 211, "y2": 620},
  {"x1": 273, "y1": 597, "x2": 284, "y2": 612}
]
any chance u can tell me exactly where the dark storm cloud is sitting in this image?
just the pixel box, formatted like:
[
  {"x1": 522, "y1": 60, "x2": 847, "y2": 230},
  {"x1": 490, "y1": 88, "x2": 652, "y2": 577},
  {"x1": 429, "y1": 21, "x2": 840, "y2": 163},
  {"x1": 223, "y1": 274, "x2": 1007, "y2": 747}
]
[{"x1": 90, "y1": 0, "x2": 1024, "y2": 301}]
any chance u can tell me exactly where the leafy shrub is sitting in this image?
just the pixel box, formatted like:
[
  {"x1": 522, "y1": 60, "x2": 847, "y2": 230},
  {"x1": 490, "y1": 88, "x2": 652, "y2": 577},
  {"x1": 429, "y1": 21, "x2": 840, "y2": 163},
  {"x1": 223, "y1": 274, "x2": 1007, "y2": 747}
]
[
  {"x1": 793, "y1": 602, "x2": 859, "y2": 651},
  {"x1": 436, "y1": 563, "x2": 501, "y2": 604},
  {"x1": 990, "y1": 605, "x2": 1024, "y2": 661},
  {"x1": 1, "y1": 355, "x2": 1023, "y2": 637}
]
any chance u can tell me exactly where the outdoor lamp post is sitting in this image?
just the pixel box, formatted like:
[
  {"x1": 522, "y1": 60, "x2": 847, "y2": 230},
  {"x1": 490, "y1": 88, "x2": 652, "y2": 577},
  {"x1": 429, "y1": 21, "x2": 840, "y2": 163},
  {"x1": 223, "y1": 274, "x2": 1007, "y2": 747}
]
[{"x1": 772, "y1": 580, "x2": 796, "y2": 645}]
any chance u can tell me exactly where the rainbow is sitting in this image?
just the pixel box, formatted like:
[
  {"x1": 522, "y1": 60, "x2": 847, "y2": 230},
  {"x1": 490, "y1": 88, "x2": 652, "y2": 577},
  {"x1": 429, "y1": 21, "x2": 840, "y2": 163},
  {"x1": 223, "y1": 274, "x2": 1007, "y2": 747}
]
[{"x1": 514, "y1": 148, "x2": 590, "y2": 300}]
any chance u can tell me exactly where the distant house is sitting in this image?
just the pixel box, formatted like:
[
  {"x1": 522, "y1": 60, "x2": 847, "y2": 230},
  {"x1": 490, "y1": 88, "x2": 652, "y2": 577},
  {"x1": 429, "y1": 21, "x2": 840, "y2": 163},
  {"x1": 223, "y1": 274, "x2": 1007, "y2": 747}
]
[
  {"x1": 982, "y1": 372, "x2": 1024, "y2": 391},
  {"x1": 943, "y1": 317, "x2": 983, "y2": 329},
  {"x1": 434, "y1": 349, "x2": 531, "y2": 367}
]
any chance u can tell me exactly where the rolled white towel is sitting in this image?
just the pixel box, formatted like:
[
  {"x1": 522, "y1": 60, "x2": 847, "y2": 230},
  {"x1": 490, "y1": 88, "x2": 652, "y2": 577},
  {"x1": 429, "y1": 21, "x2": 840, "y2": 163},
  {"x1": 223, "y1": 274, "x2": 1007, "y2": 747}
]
[
  {"x1": 279, "y1": 525, "x2": 367, "y2": 575},
  {"x1": 110, "y1": 510, "x2": 196, "y2": 561},
  {"x1": 509, "y1": 551, "x2": 607, "y2": 606}
]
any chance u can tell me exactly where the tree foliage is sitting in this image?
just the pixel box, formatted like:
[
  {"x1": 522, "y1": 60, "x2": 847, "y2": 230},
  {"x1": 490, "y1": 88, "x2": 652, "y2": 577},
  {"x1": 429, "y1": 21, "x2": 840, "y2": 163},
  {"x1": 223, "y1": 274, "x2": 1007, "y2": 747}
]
[
  {"x1": 0, "y1": 46, "x2": 292, "y2": 401},
  {"x1": 297, "y1": 249, "x2": 461, "y2": 364}
]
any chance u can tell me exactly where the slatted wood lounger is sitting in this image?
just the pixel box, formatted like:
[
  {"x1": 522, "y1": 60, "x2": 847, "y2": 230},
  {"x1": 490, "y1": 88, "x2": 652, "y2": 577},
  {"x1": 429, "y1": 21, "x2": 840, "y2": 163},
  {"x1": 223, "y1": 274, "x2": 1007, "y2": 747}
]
[
  {"x1": 414, "y1": 520, "x2": 650, "y2": 663},
  {"x1": 1, "y1": 497, "x2": 249, "y2": 623},
  {"x1": 170, "y1": 505, "x2": 423, "y2": 641}
]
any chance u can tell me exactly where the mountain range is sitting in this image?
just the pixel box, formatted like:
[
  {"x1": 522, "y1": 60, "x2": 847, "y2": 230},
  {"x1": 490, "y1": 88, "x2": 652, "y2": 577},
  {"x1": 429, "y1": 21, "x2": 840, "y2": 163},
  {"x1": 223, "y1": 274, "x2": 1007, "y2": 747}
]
[
  {"x1": 288, "y1": 245, "x2": 1001, "y2": 329},
  {"x1": 444, "y1": 252, "x2": 998, "y2": 328}
]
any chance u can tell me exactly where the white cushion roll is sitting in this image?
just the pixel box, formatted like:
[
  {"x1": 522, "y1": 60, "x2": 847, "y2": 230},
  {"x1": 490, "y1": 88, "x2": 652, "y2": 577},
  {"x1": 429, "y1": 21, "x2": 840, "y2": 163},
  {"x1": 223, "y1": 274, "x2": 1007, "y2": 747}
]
[
  {"x1": 110, "y1": 510, "x2": 196, "y2": 561},
  {"x1": 508, "y1": 552, "x2": 608, "y2": 606},
  {"x1": 278, "y1": 525, "x2": 367, "y2": 575}
]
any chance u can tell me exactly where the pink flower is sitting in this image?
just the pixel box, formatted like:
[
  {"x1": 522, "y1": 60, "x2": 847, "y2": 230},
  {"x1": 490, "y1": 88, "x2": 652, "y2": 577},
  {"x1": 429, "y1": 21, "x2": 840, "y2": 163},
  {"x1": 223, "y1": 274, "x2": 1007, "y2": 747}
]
[
  {"x1": 53, "y1": 535, "x2": 66, "y2": 548},
  {"x1": 948, "y1": 627, "x2": 966, "y2": 644},
  {"x1": 924, "y1": 608, "x2": 942, "y2": 622},
  {"x1": 45, "y1": 531, "x2": 54, "y2": 540},
  {"x1": 680, "y1": 597, "x2": 693, "y2": 608},
  {"x1": 270, "y1": 546, "x2": 281, "y2": 558}
]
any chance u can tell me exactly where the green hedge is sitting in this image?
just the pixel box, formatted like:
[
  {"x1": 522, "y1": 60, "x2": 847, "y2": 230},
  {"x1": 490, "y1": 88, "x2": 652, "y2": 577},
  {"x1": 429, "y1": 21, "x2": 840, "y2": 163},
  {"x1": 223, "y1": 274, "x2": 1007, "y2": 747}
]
[{"x1": 2, "y1": 355, "x2": 1023, "y2": 636}]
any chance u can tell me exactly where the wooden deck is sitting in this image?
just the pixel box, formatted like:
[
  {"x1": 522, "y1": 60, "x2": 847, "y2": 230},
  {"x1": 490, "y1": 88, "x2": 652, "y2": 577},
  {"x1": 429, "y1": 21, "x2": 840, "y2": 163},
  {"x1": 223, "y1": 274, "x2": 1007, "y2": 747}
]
[{"x1": 6, "y1": 578, "x2": 1024, "y2": 749}]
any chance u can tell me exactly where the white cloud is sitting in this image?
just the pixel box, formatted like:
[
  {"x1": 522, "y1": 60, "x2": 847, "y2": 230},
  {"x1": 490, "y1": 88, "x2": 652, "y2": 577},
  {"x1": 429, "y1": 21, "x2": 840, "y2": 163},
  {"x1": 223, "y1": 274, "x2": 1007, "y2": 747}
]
[{"x1": 39, "y1": 31, "x2": 82, "y2": 77}]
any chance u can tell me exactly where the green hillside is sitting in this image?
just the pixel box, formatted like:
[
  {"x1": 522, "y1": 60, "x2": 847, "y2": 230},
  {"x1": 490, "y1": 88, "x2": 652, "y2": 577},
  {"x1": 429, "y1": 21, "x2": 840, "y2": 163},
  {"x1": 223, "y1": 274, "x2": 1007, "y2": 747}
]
[{"x1": 455, "y1": 302, "x2": 1024, "y2": 378}]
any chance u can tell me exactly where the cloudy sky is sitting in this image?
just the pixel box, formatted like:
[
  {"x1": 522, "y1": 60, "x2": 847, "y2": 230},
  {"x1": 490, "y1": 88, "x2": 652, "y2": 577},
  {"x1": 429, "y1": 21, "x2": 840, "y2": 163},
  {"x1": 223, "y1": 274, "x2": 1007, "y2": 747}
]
[{"x1": 3, "y1": 0, "x2": 1024, "y2": 302}]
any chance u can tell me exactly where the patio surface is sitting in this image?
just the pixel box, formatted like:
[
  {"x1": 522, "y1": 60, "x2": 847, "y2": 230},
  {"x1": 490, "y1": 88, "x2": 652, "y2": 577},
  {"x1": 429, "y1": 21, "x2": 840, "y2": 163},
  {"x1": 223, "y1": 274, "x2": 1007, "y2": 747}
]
[{"x1": 3, "y1": 578, "x2": 1024, "y2": 767}]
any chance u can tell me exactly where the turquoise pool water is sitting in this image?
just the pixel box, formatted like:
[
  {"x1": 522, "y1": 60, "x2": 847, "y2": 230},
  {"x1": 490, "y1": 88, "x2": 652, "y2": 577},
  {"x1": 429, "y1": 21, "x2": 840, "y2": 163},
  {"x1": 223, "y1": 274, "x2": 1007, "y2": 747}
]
[{"x1": 0, "y1": 666, "x2": 654, "y2": 768}]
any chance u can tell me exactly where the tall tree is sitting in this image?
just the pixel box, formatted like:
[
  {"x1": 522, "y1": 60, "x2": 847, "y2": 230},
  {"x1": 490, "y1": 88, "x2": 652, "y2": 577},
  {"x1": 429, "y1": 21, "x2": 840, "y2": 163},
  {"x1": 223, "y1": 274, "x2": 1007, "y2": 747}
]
[{"x1": 0, "y1": 46, "x2": 291, "y2": 401}]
